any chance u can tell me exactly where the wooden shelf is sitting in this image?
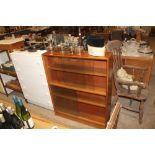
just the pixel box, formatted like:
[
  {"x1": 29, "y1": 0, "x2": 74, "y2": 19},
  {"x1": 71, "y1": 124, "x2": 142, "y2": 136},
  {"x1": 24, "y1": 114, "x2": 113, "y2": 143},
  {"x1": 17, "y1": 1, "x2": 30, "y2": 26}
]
[
  {"x1": 48, "y1": 66, "x2": 107, "y2": 77},
  {"x1": 50, "y1": 81, "x2": 106, "y2": 96},
  {"x1": 56, "y1": 111, "x2": 105, "y2": 128},
  {"x1": 0, "y1": 44, "x2": 25, "y2": 98},
  {"x1": 5, "y1": 80, "x2": 22, "y2": 92},
  {"x1": 0, "y1": 68, "x2": 16, "y2": 77},
  {"x1": 53, "y1": 92, "x2": 106, "y2": 108}
]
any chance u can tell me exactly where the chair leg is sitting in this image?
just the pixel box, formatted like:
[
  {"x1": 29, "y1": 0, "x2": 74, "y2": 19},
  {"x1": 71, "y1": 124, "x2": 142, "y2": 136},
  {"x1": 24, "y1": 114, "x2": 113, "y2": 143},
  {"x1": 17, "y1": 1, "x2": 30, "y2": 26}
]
[
  {"x1": 129, "y1": 99, "x2": 133, "y2": 106},
  {"x1": 112, "y1": 95, "x2": 119, "y2": 106},
  {"x1": 139, "y1": 101, "x2": 144, "y2": 124}
]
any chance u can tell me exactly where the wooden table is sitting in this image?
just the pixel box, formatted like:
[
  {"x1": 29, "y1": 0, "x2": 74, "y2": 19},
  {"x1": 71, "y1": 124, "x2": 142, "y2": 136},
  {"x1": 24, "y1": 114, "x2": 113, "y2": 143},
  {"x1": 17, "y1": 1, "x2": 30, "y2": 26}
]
[
  {"x1": 29, "y1": 26, "x2": 51, "y2": 34},
  {"x1": 0, "y1": 38, "x2": 25, "y2": 66},
  {"x1": 0, "y1": 38, "x2": 24, "y2": 51}
]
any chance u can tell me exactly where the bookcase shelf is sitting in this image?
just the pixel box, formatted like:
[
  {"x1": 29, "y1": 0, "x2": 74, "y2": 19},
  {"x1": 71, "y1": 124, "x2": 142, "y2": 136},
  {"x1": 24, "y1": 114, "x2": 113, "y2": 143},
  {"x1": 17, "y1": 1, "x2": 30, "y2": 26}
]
[
  {"x1": 50, "y1": 81, "x2": 106, "y2": 96},
  {"x1": 48, "y1": 66, "x2": 107, "y2": 77},
  {"x1": 53, "y1": 92, "x2": 106, "y2": 108}
]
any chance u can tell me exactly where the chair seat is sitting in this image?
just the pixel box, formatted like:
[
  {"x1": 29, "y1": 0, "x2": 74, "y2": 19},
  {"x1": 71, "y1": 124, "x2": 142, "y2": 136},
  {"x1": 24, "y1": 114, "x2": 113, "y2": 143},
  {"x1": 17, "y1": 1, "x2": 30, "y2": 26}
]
[{"x1": 117, "y1": 87, "x2": 148, "y2": 101}]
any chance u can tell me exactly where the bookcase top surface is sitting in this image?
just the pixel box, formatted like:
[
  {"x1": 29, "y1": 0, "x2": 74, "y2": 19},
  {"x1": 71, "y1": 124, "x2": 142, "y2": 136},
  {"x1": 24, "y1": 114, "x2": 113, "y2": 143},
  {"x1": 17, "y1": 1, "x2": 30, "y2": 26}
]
[{"x1": 43, "y1": 51, "x2": 112, "y2": 60}]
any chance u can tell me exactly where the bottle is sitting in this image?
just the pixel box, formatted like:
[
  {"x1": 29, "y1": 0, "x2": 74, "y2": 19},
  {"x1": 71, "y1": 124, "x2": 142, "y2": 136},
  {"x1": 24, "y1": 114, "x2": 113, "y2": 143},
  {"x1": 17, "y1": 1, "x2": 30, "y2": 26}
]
[
  {"x1": 6, "y1": 107, "x2": 24, "y2": 129},
  {"x1": 12, "y1": 96, "x2": 22, "y2": 120},
  {"x1": 0, "y1": 103, "x2": 13, "y2": 127},
  {"x1": 0, "y1": 107, "x2": 2, "y2": 114},
  {"x1": 83, "y1": 35, "x2": 88, "y2": 51},
  {"x1": 0, "y1": 113, "x2": 14, "y2": 129},
  {"x1": 0, "y1": 118, "x2": 2, "y2": 129},
  {"x1": 68, "y1": 34, "x2": 72, "y2": 46},
  {"x1": 78, "y1": 27, "x2": 83, "y2": 47},
  {"x1": 136, "y1": 31, "x2": 141, "y2": 42},
  {"x1": 18, "y1": 99, "x2": 34, "y2": 129},
  {"x1": 0, "y1": 109, "x2": 3, "y2": 129},
  {"x1": 52, "y1": 31, "x2": 57, "y2": 47},
  {"x1": 0, "y1": 114, "x2": 5, "y2": 129},
  {"x1": 42, "y1": 38, "x2": 47, "y2": 50}
]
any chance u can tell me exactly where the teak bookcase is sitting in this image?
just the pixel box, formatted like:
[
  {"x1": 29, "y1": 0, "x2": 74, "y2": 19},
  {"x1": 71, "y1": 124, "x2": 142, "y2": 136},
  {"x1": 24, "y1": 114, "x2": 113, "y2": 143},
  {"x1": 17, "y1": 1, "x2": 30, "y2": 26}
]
[{"x1": 42, "y1": 51, "x2": 112, "y2": 128}]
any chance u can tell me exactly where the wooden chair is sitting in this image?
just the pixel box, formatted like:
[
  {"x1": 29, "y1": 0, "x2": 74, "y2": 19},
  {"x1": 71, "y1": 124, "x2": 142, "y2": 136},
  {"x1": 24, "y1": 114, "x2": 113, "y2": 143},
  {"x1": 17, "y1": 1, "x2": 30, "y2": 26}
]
[
  {"x1": 111, "y1": 30, "x2": 124, "y2": 41},
  {"x1": 106, "y1": 40, "x2": 122, "y2": 52},
  {"x1": 112, "y1": 48, "x2": 148, "y2": 124},
  {"x1": 106, "y1": 101, "x2": 122, "y2": 129}
]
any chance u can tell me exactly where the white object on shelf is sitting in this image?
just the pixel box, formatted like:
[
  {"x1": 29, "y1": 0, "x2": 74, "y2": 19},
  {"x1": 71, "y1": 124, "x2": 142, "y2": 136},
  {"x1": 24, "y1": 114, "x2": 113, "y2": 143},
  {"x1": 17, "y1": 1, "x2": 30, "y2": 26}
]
[
  {"x1": 10, "y1": 50, "x2": 53, "y2": 110},
  {"x1": 88, "y1": 45, "x2": 106, "y2": 56}
]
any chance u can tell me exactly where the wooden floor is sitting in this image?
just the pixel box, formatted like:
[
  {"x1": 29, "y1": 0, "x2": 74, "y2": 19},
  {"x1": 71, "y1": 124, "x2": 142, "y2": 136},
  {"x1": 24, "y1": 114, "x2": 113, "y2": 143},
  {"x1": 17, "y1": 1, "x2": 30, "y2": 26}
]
[{"x1": 0, "y1": 99, "x2": 69, "y2": 129}]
